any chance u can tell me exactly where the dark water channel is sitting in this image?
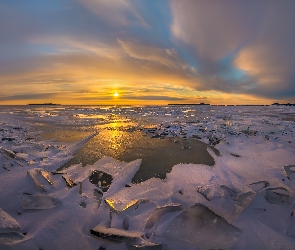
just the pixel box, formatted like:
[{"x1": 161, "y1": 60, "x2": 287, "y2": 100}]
[{"x1": 40, "y1": 124, "x2": 215, "y2": 183}]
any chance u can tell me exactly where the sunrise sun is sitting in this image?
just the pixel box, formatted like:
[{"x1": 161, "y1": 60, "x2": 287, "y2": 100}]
[{"x1": 114, "y1": 92, "x2": 119, "y2": 97}]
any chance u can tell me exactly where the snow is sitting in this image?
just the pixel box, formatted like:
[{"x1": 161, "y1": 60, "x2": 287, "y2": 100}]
[{"x1": 0, "y1": 105, "x2": 295, "y2": 249}]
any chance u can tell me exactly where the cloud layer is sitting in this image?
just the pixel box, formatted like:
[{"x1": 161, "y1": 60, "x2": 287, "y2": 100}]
[{"x1": 0, "y1": 0, "x2": 294, "y2": 104}]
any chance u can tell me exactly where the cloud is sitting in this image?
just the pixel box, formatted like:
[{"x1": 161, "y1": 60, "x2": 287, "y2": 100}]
[
  {"x1": 1, "y1": 0, "x2": 295, "y2": 104},
  {"x1": 118, "y1": 39, "x2": 190, "y2": 70},
  {"x1": 122, "y1": 95, "x2": 186, "y2": 101},
  {"x1": 77, "y1": 0, "x2": 148, "y2": 27},
  {"x1": 0, "y1": 93, "x2": 57, "y2": 101},
  {"x1": 170, "y1": 0, "x2": 295, "y2": 99}
]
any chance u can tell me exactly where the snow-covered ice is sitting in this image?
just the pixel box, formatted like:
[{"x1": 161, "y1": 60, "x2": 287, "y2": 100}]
[{"x1": 0, "y1": 105, "x2": 295, "y2": 249}]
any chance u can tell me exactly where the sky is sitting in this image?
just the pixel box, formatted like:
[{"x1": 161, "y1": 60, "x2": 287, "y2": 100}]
[{"x1": 1, "y1": 0, "x2": 295, "y2": 105}]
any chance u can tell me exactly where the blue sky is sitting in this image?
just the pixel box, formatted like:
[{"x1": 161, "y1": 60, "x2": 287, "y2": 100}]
[{"x1": 1, "y1": 0, "x2": 295, "y2": 105}]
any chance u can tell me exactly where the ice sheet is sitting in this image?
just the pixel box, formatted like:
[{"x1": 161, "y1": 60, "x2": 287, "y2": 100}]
[{"x1": 0, "y1": 105, "x2": 295, "y2": 249}]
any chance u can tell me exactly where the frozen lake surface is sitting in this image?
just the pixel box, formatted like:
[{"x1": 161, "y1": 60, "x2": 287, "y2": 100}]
[{"x1": 0, "y1": 105, "x2": 295, "y2": 249}]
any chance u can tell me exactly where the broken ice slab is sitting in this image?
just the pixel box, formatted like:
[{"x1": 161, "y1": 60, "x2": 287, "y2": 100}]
[
  {"x1": 248, "y1": 181, "x2": 269, "y2": 192},
  {"x1": 2, "y1": 163, "x2": 12, "y2": 171},
  {"x1": 220, "y1": 185, "x2": 239, "y2": 198},
  {"x1": 0, "y1": 147, "x2": 16, "y2": 158},
  {"x1": 93, "y1": 189, "x2": 103, "y2": 208},
  {"x1": 21, "y1": 193, "x2": 60, "y2": 210},
  {"x1": 40, "y1": 170, "x2": 53, "y2": 185},
  {"x1": 0, "y1": 232, "x2": 25, "y2": 244},
  {"x1": 62, "y1": 175, "x2": 76, "y2": 187},
  {"x1": 222, "y1": 185, "x2": 255, "y2": 210},
  {"x1": 0, "y1": 208, "x2": 21, "y2": 233},
  {"x1": 105, "y1": 198, "x2": 139, "y2": 213},
  {"x1": 126, "y1": 242, "x2": 166, "y2": 250},
  {"x1": 90, "y1": 226, "x2": 143, "y2": 243},
  {"x1": 27, "y1": 168, "x2": 53, "y2": 191},
  {"x1": 283, "y1": 165, "x2": 295, "y2": 180},
  {"x1": 0, "y1": 147, "x2": 27, "y2": 163},
  {"x1": 144, "y1": 205, "x2": 183, "y2": 239},
  {"x1": 161, "y1": 204, "x2": 240, "y2": 249},
  {"x1": 145, "y1": 205, "x2": 183, "y2": 231},
  {"x1": 89, "y1": 170, "x2": 113, "y2": 192},
  {"x1": 265, "y1": 187, "x2": 289, "y2": 205}
]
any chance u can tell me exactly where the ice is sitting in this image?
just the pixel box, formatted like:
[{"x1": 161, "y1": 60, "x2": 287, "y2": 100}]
[
  {"x1": 283, "y1": 165, "x2": 295, "y2": 180},
  {"x1": 27, "y1": 168, "x2": 53, "y2": 191},
  {"x1": 62, "y1": 175, "x2": 76, "y2": 187},
  {"x1": 264, "y1": 187, "x2": 289, "y2": 205},
  {"x1": 21, "y1": 194, "x2": 61, "y2": 210},
  {"x1": 161, "y1": 204, "x2": 240, "y2": 249},
  {"x1": 248, "y1": 180, "x2": 269, "y2": 192},
  {"x1": 93, "y1": 189, "x2": 103, "y2": 208},
  {"x1": 90, "y1": 226, "x2": 143, "y2": 243},
  {"x1": 144, "y1": 205, "x2": 183, "y2": 239},
  {"x1": 104, "y1": 178, "x2": 173, "y2": 212},
  {"x1": 126, "y1": 243, "x2": 165, "y2": 250},
  {"x1": 0, "y1": 208, "x2": 21, "y2": 233},
  {"x1": 0, "y1": 105, "x2": 295, "y2": 249}
]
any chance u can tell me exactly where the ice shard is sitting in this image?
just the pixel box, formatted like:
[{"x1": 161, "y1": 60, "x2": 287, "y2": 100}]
[
  {"x1": 265, "y1": 187, "x2": 289, "y2": 205},
  {"x1": 105, "y1": 198, "x2": 139, "y2": 213},
  {"x1": 0, "y1": 208, "x2": 21, "y2": 233},
  {"x1": 21, "y1": 194, "x2": 60, "y2": 210},
  {"x1": 126, "y1": 242, "x2": 166, "y2": 250},
  {"x1": 90, "y1": 226, "x2": 143, "y2": 243},
  {"x1": 248, "y1": 181, "x2": 269, "y2": 192},
  {"x1": 162, "y1": 204, "x2": 240, "y2": 248},
  {"x1": 144, "y1": 205, "x2": 183, "y2": 239},
  {"x1": 144, "y1": 205, "x2": 182, "y2": 230},
  {"x1": 283, "y1": 165, "x2": 295, "y2": 180},
  {"x1": 62, "y1": 175, "x2": 76, "y2": 187},
  {"x1": 27, "y1": 168, "x2": 53, "y2": 191}
]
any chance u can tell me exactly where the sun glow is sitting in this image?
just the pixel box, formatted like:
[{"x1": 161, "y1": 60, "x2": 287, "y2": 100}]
[{"x1": 114, "y1": 92, "x2": 119, "y2": 97}]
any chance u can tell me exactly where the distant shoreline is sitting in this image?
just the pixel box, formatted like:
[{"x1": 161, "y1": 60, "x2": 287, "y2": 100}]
[{"x1": 28, "y1": 103, "x2": 61, "y2": 106}]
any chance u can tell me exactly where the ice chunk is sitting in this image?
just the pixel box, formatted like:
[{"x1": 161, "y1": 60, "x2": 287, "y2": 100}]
[
  {"x1": 265, "y1": 188, "x2": 289, "y2": 205},
  {"x1": 248, "y1": 181, "x2": 269, "y2": 192},
  {"x1": 39, "y1": 170, "x2": 53, "y2": 184},
  {"x1": 145, "y1": 205, "x2": 183, "y2": 231},
  {"x1": 90, "y1": 226, "x2": 143, "y2": 243},
  {"x1": 21, "y1": 193, "x2": 60, "y2": 210},
  {"x1": 196, "y1": 185, "x2": 226, "y2": 201},
  {"x1": 106, "y1": 200, "x2": 158, "y2": 233},
  {"x1": 62, "y1": 175, "x2": 76, "y2": 187},
  {"x1": 0, "y1": 232, "x2": 25, "y2": 244},
  {"x1": 220, "y1": 185, "x2": 239, "y2": 198},
  {"x1": 283, "y1": 165, "x2": 295, "y2": 180},
  {"x1": 220, "y1": 185, "x2": 255, "y2": 206},
  {"x1": 0, "y1": 208, "x2": 21, "y2": 233},
  {"x1": 0, "y1": 147, "x2": 16, "y2": 158},
  {"x1": 27, "y1": 168, "x2": 53, "y2": 191},
  {"x1": 105, "y1": 178, "x2": 173, "y2": 213},
  {"x1": 144, "y1": 205, "x2": 183, "y2": 239},
  {"x1": 105, "y1": 198, "x2": 139, "y2": 213},
  {"x1": 162, "y1": 204, "x2": 240, "y2": 248},
  {"x1": 126, "y1": 242, "x2": 166, "y2": 250}
]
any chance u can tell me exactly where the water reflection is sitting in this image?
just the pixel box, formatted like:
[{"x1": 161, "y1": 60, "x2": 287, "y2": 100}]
[{"x1": 54, "y1": 127, "x2": 215, "y2": 183}]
